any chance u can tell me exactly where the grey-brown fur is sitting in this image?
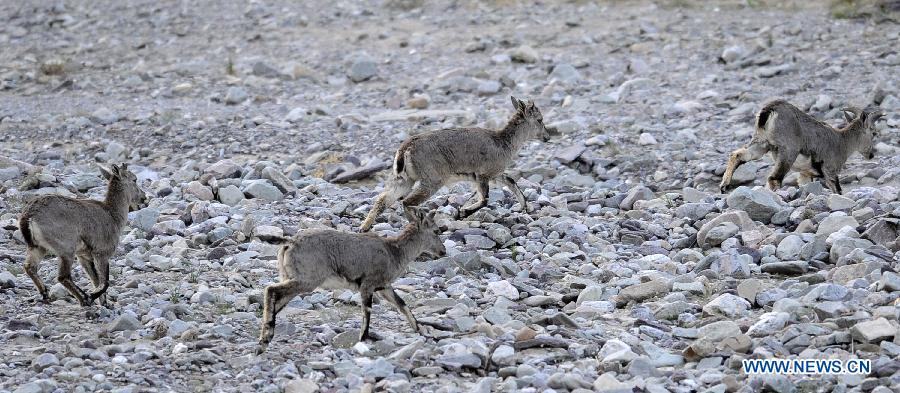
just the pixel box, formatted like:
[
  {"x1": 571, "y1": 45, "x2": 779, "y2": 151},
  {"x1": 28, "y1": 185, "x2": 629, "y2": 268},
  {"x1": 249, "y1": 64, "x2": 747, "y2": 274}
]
[
  {"x1": 359, "y1": 96, "x2": 550, "y2": 231},
  {"x1": 258, "y1": 207, "x2": 446, "y2": 353},
  {"x1": 720, "y1": 99, "x2": 884, "y2": 194},
  {"x1": 18, "y1": 163, "x2": 147, "y2": 307}
]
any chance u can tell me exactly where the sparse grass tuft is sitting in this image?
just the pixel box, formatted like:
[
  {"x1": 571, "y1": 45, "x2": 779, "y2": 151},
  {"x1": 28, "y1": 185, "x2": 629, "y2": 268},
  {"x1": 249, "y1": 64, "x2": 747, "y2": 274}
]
[
  {"x1": 226, "y1": 56, "x2": 236, "y2": 76},
  {"x1": 830, "y1": 0, "x2": 900, "y2": 19},
  {"x1": 169, "y1": 290, "x2": 181, "y2": 304}
]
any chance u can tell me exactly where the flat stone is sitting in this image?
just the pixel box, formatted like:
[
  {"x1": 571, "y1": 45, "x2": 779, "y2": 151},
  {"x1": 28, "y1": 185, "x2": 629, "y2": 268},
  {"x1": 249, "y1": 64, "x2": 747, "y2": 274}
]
[
  {"x1": 761, "y1": 260, "x2": 808, "y2": 275},
  {"x1": 243, "y1": 180, "x2": 283, "y2": 202},
  {"x1": 703, "y1": 293, "x2": 750, "y2": 317},
  {"x1": 31, "y1": 353, "x2": 59, "y2": 372},
  {"x1": 726, "y1": 186, "x2": 784, "y2": 223},
  {"x1": 284, "y1": 379, "x2": 319, "y2": 393},
  {"x1": 737, "y1": 278, "x2": 763, "y2": 304},
  {"x1": 747, "y1": 312, "x2": 790, "y2": 337},
  {"x1": 817, "y1": 213, "x2": 859, "y2": 236},
  {"x1": 217, "y1": 185, "x2": 245, "y2": 206},
  {"x1": 829, "y1": 263, "x2": 870, "y2": 285},
  {"x1": 615, "y1": 279, "x2": 668, "y2": 306},
  {"x1": 108, "y1": 314, "x2": 142, "y2": 332},
  {"x1": 554, "y1": 144, "x2": 586, "y2": 164},
  {"x1": 205, "y1": 159, "x2": 242, "y2": 179},
  {"x1": 851, "y1": 318, "x2": 896, "y2": 343}
]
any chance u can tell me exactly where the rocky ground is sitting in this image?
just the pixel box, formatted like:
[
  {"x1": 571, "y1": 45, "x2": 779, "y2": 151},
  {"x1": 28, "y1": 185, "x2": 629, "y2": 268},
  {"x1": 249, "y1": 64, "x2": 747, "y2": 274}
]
[{"x1": 1, "y1": 0, "x2": 900, "y2": 392}]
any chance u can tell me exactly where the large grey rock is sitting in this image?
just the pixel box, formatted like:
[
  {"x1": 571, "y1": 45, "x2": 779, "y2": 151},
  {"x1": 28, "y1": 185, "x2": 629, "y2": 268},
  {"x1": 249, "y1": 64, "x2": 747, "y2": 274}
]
[
  {"x1": 91, "y1": 108, "x2": 119, "y2": 125},
  {"x1": 205, "y1": 159, "x2": 242, "y2": 179},
  {"x1": 0, "y1": 166, "x2": 22, "y2": 181},
  {"x1": 829, "y1": 237, "x2": 872, "y2": 264},
  {"x1": 730, "y1": 161, "x2": 768, "y2": 185},
  {"x1": 487, "y1": 280, "x2": 519, "y2": 300},
  {"x1": 217, "y1": 184, "x2": 245, "y2": 206},
  {"x1": 827, "y1": 194, "x2": 855, "y2": 211},
  {"x1": 549, "y1": 63, "x2": 581, "y2": 83},
  {"x1": 817, "y1": 213, "x2": 859, "y2": 236},
  {"x1": 697, "y1": 210, "x2": 757, "y2": 248},
  {"x1": 31, "y1": 353, "x2": 58, "y2": 371},
  {"x1": 698, "y1": 320, "x2": 741, "y2": 341},
  {"x1": 576, "y1": 285, "x2": 605, "y2": 306},
  {"x1": 243, "y1": 180, "x2": 283, "y2": 202},
  {"x1": 105, "y1": 141, "x2": 127, "y2": 161},
  {"x1": 108, "y1": 314, "x2": 142, "y2": 332},
  {"x1": 615, "y1": 279, "x2": 668, "y2": 306},
  {"x1": 702, "y1": 293, "x2": 750, "y2": 317},
  {"x1": 184, "y1": 181, "x2": 214, "y2": 200},
  {"x1": 348, "y1": 55, "x2": 377, "y2": 82},
  {"x1": 721, "y1": 45, "x2": 748, "y2": 63},
  {"x1": 510, "y1": 45, "x2": 538, "y2": 63},
  {"x1": 851, "y1": 318, "x2": 896, "y2": 343},
  {"x1": 726, "y1": 186, "x2": 784, "y2": 223},
  {"x1": 862, "y1": 219, "x2": 900, "y2": 250},
  {"x1": 284, "y1": 379, "x2": 319, "y2": 393},
  {"x1": 705, "y1": 222, "x2": 739, "y2": 247},
  {"x1": 261, "y1": 167, "x2": 297, "y2": 194},
  {"x1": 224, "y1": 86, "x2": 248, "y2": 105},
  {"x1": 697, "y1": 251, "x2": 752, "y2": 278},
  {"x1": 476, "y1": 80, "x2": 501, "y2": 96},
  {"x1": 619, "y1": 185, "x2": 653, "y2": 210},
  {"x1": 0, "y1": 271, "x2": 16, "y2": 289},
  {"x1": 676, "y1": 203, "x2": 715, "y2": 221},
  {"x1": 131, "y1": 207, "x2": 159, "y2": 232},
  {"x1": 829, "y1": 263, "x2": 871, "y2": 285},
  {"x1": 776, "y1": 235, "x2": 804, "y2": 260},
  {"x1": 68, "y1": 173, "x2": 104, "y2": 191},
  {"x1": 880, "y1": 272, "x2": 900, "y2": 292},
  {"x1": 599, "y1": 339, "x2": 637, "y2": 363}
]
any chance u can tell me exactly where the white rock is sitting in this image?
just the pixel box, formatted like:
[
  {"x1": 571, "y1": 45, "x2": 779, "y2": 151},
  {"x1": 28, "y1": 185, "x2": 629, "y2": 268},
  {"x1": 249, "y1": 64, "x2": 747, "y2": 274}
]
[
  {"x1": 487, "y1": 280, "x2": 519, "y2": 300},
  {"x1": 702, "y1": 293, "x2": 751, "y2": 317},
  {"x1": 747, "y1": 312, "x2": 790, "y2": 337}
]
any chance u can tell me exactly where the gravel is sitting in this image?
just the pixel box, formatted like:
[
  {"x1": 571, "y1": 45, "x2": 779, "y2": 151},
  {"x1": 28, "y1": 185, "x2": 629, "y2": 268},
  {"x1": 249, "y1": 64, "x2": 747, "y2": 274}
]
[{"x1": 0, "y1": 1, "x2": 898, "y2": 392}]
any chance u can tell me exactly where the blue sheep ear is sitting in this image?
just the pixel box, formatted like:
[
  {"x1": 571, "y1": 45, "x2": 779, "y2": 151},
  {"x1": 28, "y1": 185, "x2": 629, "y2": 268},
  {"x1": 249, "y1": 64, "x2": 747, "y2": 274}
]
[
  {"x1": 510, "y1": 96, "x2": 523, "y2": 111},
  {"x1": 99, "y1": 165, "x2": 114, "y2": 180}
]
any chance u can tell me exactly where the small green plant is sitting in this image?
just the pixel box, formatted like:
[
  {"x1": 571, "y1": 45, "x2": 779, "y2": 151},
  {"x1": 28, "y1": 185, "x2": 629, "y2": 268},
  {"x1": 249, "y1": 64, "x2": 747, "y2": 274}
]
[
  {"x1": 216, "y1": 301, "x2": 233, "y2": 315},
  {"x1": 508, "y1": 245, "x2": 519, "y2": 261},
  {"x1": 226, "y1": 56, "x2": 235, "y2": 76},
  {"x1": 169, "y1": 290, "x2": 181, "y2": 304},
  {"x1": 188, "y1": 271, "x2": 199, "y2": 284}
]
